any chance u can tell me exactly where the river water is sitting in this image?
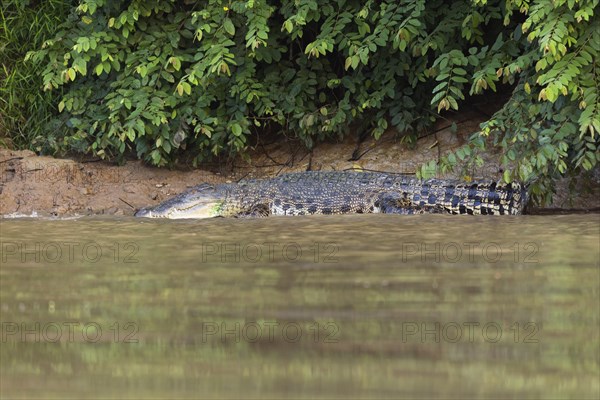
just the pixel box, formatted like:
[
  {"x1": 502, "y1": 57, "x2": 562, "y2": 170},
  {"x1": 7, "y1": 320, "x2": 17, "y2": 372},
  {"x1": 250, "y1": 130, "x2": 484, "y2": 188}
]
[{"x1": 1, "y1": 214, "x2": 598, "y2": 398}]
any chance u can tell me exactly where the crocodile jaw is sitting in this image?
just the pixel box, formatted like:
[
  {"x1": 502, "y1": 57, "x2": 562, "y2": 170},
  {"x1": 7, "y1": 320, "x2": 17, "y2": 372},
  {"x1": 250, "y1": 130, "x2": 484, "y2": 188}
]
[
  {"x1": 134, "y1": 204, "x2": 222, "y2": 219},
  {"x1": 134, "y1": 184, "x2": 226, "y2": 219}
]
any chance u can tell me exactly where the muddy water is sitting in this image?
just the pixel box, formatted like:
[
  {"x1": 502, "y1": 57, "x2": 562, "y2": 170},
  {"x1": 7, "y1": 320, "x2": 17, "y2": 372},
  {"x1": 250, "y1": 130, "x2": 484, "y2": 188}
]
[{"x1": 1, "y1": 215, "x2": 598, "y2": 399}]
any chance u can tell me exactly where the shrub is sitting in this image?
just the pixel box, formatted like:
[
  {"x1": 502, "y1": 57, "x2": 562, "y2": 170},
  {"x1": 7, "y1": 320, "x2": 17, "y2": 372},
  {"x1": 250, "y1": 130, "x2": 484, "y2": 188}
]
[{"x1": 20, "y1": 0, "x2": 600, "y2": 202}]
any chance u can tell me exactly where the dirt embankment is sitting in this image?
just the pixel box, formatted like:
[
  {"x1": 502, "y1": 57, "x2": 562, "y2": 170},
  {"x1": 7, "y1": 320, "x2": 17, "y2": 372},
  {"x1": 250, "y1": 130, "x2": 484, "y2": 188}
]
[{"x1": 1, "y1": 110, "x2": 598, "y2": 217}]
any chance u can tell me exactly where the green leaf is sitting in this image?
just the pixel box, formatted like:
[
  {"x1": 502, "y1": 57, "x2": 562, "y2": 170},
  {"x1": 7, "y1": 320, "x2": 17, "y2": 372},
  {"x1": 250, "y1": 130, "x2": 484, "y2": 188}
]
[
  {"x1": 344, "y1": 57, "x2": 352, "y2": 70},
  {"x1": 183, "y1": 82, "x2": 191, "y2": 95},
  {"x1": 150, "y1": 150, "x2": 161, "y2": 164},
  {"x1": 451, "y1": 76, "x2": 468, "y2": 83},
  {"x1": 171, "y1": 57, "x2": 181, "y2": 71},
  {"x1": 447, "y1": 96, "x2": 459, "y2": 110},
  {"x1": 231, "y1": 123, "x2": 242, "y2": 136},
  {"x1": 503, "y1": 169, "x2": 511, "y2": 183},
  {"x1": 224, "y1": 18, "x2": 235, "y2": 35}
]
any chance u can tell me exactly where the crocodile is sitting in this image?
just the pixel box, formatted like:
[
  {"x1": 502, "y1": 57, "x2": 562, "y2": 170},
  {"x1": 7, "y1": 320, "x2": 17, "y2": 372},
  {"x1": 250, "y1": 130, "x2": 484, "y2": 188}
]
[{"x1": 134, "y1": 171, "x2": 527, "y2": 219}]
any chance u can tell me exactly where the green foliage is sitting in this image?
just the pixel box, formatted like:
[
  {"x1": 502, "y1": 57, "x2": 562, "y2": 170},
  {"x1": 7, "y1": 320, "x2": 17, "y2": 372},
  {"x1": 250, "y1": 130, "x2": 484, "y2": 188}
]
[
  {"x1": 13, "y1": 0, "x2": 600, "y2": 203},
  {"x1": 0, "y1": 0, "x2": 72, "y2": 150},
  {"x1": 422, "y1": 0, "x2": 599, "y2": 204},
  {"x1": 23, "y1": 0, "x2": 454, "y2": 165}
]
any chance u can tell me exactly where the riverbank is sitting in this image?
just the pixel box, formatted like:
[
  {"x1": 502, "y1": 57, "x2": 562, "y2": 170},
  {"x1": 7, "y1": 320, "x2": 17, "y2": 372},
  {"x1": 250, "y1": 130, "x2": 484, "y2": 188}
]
[{"x1": 1, "y1": 109, "x2": 598, "y2": 217}]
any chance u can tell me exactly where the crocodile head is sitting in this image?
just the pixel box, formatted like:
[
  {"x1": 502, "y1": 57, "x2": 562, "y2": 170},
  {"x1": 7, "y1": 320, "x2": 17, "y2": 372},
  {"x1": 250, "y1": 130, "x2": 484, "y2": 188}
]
[{"x1": 134, "y1": 183, "x2": 227, "y2": 219}]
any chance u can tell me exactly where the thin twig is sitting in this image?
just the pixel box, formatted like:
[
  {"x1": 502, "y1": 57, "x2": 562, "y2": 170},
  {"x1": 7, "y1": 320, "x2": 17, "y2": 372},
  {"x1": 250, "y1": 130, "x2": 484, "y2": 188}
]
[
  {"x1": 119, "y1": 197, "x2": 135, "y2": 209},
  {"x1": 340, "y1": 167, "x2": 416, "y2": 175},
  {"x1": 0, "y1": 157, "x2": 23, "y2": 164}
]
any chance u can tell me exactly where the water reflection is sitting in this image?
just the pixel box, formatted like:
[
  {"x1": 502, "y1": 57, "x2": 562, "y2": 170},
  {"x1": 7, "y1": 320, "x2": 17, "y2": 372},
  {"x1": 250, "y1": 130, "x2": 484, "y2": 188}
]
[{"x1": 1, "y1": 215, "x2": 599, "y2": 398}]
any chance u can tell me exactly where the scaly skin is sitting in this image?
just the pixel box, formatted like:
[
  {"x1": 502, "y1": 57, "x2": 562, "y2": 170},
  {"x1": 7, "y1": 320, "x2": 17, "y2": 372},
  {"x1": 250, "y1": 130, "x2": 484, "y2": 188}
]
[{"x1": 134, "y1": 171, "x2": 527, "y2": 219}]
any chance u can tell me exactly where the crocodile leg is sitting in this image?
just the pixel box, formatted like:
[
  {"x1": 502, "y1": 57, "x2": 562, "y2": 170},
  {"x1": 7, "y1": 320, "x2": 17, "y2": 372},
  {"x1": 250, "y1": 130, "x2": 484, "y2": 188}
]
[
  {"x1": 377, "y1": 192, "x2": 448, "y2": 214},
  {"x1": 235, "y1": 204, "x2": 271, "y2": 218}
]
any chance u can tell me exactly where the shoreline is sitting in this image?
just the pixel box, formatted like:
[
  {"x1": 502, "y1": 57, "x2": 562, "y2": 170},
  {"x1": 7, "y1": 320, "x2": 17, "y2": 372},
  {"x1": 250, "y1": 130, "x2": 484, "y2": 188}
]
[{"x1": 1, "y1": 110, "x2": 598, "y2": 217}]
